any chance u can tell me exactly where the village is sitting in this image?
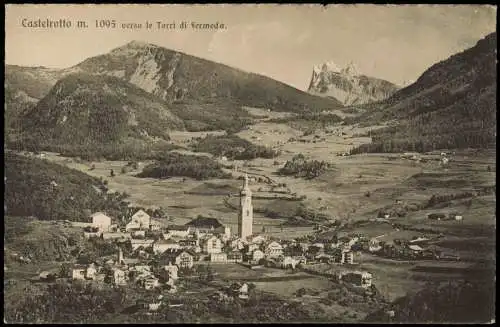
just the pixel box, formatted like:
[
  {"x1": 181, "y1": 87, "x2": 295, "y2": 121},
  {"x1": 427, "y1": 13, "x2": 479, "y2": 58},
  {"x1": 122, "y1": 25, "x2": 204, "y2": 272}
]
[{"x1": 22, "y1": 170, "x2": 469, "y2": 318}]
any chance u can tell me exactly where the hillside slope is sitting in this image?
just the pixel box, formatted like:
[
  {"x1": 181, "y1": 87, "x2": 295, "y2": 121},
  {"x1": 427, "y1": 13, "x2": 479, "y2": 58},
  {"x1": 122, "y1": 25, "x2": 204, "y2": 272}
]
[
  {"x1": 74, "y1": 41, "x2": 343, "y2": 113},
  {"x1": 19, "y1": 73, "x2": 184, "y2": 148},
  {"x1": 4, "y1": 65, "x2": 64, "y2": 131},
  {"x1": 350, "y1": 32, "x2": 496, "y2": 153},
  {"x1": 5, "y1": 151, "x2": 129, "y2": 222},
  {"x1": 308, "y1": 61, "x2": 399, "y2": 105}
]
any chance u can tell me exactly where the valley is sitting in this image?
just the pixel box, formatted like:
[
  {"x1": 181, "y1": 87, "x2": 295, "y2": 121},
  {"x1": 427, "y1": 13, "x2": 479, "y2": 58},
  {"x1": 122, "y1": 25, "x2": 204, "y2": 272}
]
[
  {"x1": 4, "y1": 13, "x2": 496, "y2": 324},
  {"x1": 14, "y1": 114, "x2": 495, "y2": 305}
]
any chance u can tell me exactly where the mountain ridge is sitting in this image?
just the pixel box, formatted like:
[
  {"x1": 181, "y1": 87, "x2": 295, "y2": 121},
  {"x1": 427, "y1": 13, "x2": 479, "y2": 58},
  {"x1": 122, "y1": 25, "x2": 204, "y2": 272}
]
[
  {"x1": 308, "y1": 61, "x2": 400, "y2": 105},
  {"x1": 350, "y1": 31, "x2": 496, "y2": 153}
]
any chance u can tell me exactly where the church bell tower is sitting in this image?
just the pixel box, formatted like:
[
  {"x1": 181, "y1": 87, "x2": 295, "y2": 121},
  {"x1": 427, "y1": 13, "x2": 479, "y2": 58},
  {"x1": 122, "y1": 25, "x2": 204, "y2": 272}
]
[{"x1": 238, "y1": 174, "x2": 253, "y2": 239}]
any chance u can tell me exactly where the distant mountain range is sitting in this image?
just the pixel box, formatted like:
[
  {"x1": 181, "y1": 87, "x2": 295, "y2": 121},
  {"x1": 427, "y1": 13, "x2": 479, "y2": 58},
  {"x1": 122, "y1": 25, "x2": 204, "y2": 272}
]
[
  {"x1": 307, "y1": 61, "x2": 400, "y2": 105},
  {"x1": 350, "y1": 31, "x2": 496, "y2": 153},
  {"x1": 5, "y1": 41, "x2": 343, "y2": 152},
  {"x1": 5, "y1": 41, "x2": 342, "y2": 154},
  {"x1": 5, "y1": 32, "x2": 496, "y2": 156}
]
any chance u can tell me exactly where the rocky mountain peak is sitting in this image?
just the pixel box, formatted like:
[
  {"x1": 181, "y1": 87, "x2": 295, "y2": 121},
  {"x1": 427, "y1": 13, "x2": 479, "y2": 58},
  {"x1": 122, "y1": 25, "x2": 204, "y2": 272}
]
[
  {"x1": 308, "y1": 60, "x2": 399, "y2": 106},
  {"x1": 340, "y1": 61, "x2": 360, "y2": 76}
]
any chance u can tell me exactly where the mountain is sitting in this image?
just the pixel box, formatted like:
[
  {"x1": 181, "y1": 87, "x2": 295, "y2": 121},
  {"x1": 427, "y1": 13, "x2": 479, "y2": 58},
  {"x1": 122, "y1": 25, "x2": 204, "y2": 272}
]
[
  {"x1": 308, "y1": 61, "x2": 400, "y2": 105},
  {"x1": 350, "y1": 32, "x2": 496, "y2": 153},
  {"x1": 4, "y1": 65, "x2": 64, "y2": 130},
  {"x1": 18, "y1": 73, "x2": 184, "y2": 155},
  {"x1": 6, "y1": 41, "x2": 343, "y2": 145},
  {"x1": 71, "y1": 40, "x2": 342, "y2": 112}
]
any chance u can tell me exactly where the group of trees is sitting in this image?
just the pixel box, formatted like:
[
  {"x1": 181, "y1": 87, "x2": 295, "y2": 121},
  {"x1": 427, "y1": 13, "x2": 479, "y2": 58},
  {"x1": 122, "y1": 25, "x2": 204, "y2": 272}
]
[
  {"x1": 365, "y1": 279, "x2": 495, "y2": 323},
  {"x1": 137, "y1": 152, "x2": 231, "y2": 180},
  {"x1": 269, "y1": 112, "x2": 343, "y2": 131},
  {"x1": 426, "y1": 192, "x2": 475, "y2": 209},
  {"x1": 169, "y1": 99, "x2": 254, "y2": 134},
  {"x1": 5, "y1": 153, "x2": 130, "y2": 222},
  {"x1": 4, "y1": 281, "x2": 128, "y2": 323},
  {"x1": 349, "y1": 117, "x2": 495, "y2": 155},
  {"x1": 192, "y1": 134, "x2": 280, "y2": 160},
  {"x1": 7, "y1": 136, "x2": 181, "y2": 162},
  {"x1": 279, "y1": 154, "x2": 330, "y2": 179}
]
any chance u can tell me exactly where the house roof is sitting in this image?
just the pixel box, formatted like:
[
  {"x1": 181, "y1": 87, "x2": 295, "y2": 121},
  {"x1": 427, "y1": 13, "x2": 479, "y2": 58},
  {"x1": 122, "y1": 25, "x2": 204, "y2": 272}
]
[
  {"x1": 133, "y1": 209, "x2": 150, "y2": 217},
  {"x1": 168, "y1": 225, "x2": 190, "y2": 231},
  {"x1": 123, "y1": 258, "x2": 140, "y2": 265},
  {"x1": 185, "y1": 217, "x2": 223, "y2": 229},
  {"x1": 90, "y1": 212, "x2": 111, "y2": 219},
  {"x1": 408, "y1": 245, "x2": 424, "y2": 251},
  {"x1": 155, "y1": 239, "x2": 179, "y2": 245},
  {"x1": 131, "y1": 239, "x2": 155, "y2": 244},
  {"x1": 150, "y1": 218, "x2": 166, "y2": 226},
  {"x1": 160, "y1": 248, "x2": 194, "y2": 259}
]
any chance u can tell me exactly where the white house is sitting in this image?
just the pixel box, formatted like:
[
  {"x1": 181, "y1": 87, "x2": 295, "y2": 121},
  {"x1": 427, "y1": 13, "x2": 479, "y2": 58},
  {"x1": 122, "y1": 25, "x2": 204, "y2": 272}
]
[
  {"x1": 153, "y1": 240, "x2": 181, "y2": 254},
  {"x1": 72, "y1": 264, "x2": 98, "y2": 280},
  {"x1": 247, "y1": 243, "x2": 260, "y2": 252},
  {"x1": 339, "y1": 271, "x2": 373, "y2": 288},
  {"x1": 265, "y1": 241, "x2": 284, "y2": 258},
  {"x1": 130, "y1": 239, "x2": 155, "y2": 251},
  {"x1": 163, "y1": 263, "x2": 179, "y2": 280},
  {"x1": 223, "y1": 226, "x2": 231, "y2": 241},
  {"x1": 278, "y1": 256, "x2": 299, "y2": 269},
  {"x1": 203, "y1": 236, "x2": 223, "y2": 254},
  {"x1": 252, "y1": 249, "x2": 265, "y2": 262},
  {"x1": 86, "y1": 263, "x2": 98, "y2": 279},
  {"x1": 111, "y1": 268, "x2": 127, "y2": 285},
  {"x1": 72, "y1": 265, "x2": 87, "y2": 280},
  {"x1": 166, "y1": 225, "x2": 191, "y2": 238},
  {"x1": 142, "y1": 276, "x2": 160, "y2": 290},
  {"x1": 340, "y1": 251, "x2": 354, "y2": 264},
  {"x1": 230, "y1": 238, "x2": 248, "y2": 250},
  {"x1": 149, "y1": 218, "x2": 164, "y2": 231},
  {"x1": 126, "y1": 209, "x2": 151, "y2": 231},
  {"x1": 250, "y1": 235, "x2": 267, "y2": 245},
  {"x1": 132, "y1": 230, "x2": 146, "y2": 238},
  {"x1": 132, "y1": 209, "x2": 151, "y2": 227},
  {"x1": 161, "y1": 249, "x2": 195, "y2": 269},
  {"x1": 102, "y1": 232, "x2": 131, "y2": 241},
  {"x1": 210, "y1": 252, "x2": 228, "y2": 263},
  {"x1": 84, "y1": 231, "x2": 102, "y2": 239},
  {"x1": 90, "y1": 212, "x2": 112, "y2": 232}
]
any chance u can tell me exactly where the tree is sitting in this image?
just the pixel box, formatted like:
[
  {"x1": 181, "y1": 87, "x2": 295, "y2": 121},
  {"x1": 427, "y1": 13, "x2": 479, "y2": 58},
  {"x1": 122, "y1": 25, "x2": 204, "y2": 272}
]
[{"x1": 58, "y1": 263, "x2": 71, "y2": 278}]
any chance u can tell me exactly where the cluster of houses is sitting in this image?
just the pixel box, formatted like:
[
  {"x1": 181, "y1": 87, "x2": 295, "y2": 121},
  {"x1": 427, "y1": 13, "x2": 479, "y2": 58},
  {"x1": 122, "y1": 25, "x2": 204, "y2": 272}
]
[
  {"x1": 67, "y1": 175, "x2": 377, "y2": 292},
  {"x1": 72, "y1": 208, "x2": 370, "y2": 288},
  {"x1": 366, "y1": 233, "x2": 460, "y2": 261}
]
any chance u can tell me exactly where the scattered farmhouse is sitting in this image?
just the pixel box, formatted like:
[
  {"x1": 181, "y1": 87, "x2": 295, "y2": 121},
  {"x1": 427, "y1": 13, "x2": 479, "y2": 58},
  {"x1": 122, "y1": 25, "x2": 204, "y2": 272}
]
[
  {"x1": 159, "y1": 249, "x2": 195, "y2": 269},
  {"x1": 90, "y1": 212, "x2": 112, "y2": 232},
  {"x1": 202, "y1": 235, "x2": 223, "y2": 254},
  {"x1": 167, "y1": 225, "x2": 192, "y2": 238},
  {"x1": 338, "y1": 271, "x2": 373, "y2": 288},
  {"x1": 126, "y1": 209, "x2": 151, "y2": 231},
  {"x1": 265, "y1": 241, "x2": 284, "y2": 258},
  {"x1": 153, "y1": 239, "x2": 181, "y2": 254}
]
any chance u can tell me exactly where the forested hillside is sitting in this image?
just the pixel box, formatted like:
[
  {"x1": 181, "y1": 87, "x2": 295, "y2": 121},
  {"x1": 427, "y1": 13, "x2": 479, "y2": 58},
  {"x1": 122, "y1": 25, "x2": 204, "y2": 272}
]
[
  {"x1": 350, "y1": 32, "x2": 496, "y2": 153},
  {"x1": 5, "y1": 152, "x2": 129, "y2": 222}
]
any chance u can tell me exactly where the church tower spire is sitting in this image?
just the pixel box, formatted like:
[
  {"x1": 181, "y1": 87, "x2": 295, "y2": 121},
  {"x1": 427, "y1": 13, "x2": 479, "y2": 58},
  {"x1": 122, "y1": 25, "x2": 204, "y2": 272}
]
[{"x1": 238, "y1": 174, "x2": 253, "y2": 240}]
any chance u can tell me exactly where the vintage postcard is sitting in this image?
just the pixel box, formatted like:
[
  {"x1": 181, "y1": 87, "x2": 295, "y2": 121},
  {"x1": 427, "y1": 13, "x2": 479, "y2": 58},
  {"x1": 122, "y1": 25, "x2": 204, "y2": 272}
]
[{"x1": 4, "y1": 4, "x2": 496, "y2": 324}]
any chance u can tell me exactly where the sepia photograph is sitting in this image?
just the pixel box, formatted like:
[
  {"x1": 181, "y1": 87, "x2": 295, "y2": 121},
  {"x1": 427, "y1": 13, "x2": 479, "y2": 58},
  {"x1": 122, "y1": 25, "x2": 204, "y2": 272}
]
[{"x1": 4, "y1": 3, "x2": 496, "y2": 324}]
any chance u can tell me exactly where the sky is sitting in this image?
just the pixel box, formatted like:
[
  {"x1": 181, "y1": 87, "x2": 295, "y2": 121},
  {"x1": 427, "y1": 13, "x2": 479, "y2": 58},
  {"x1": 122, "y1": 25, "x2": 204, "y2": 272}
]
[{"x1": 5, "y1": 4, "x2": 497, "y2": 90}]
